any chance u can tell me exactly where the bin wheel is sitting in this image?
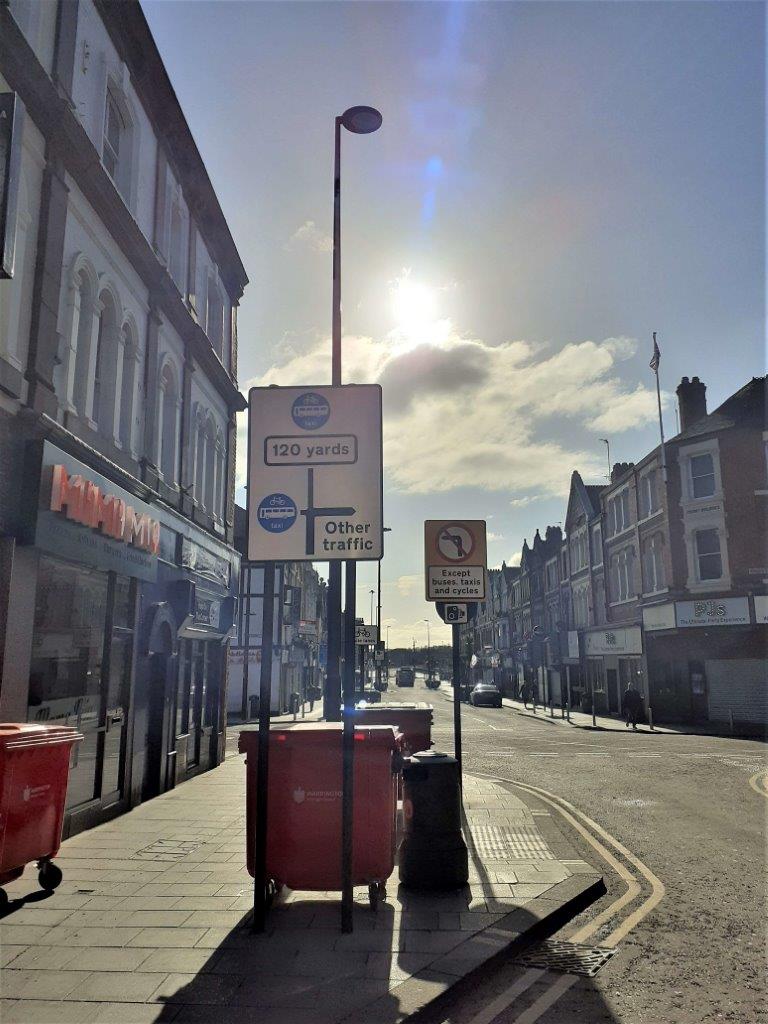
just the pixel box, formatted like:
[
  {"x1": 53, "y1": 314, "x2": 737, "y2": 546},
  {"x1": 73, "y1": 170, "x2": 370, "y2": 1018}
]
[
  {"x1": 38, "y1": 860, "x2": 63, "y2": 892},
  {"x1": 368, "y1": 882, "x2": 386, "y2": 910},
  {"x1": 0, "y1": 888, "x2": 8, "y2": 910},
  {"x1": 264, "y1": 879, "x2": 278, "y2": 909}
]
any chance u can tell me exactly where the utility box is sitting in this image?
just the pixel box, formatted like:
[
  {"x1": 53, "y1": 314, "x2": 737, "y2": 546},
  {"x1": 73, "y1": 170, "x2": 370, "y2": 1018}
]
[{"x1": 399, "y1": 750, "x2": 468, "y2": 890}]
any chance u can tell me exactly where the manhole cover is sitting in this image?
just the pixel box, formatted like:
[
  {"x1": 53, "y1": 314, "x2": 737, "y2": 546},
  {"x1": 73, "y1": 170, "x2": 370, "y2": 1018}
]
[
  {"x1": 135, "y1": 840, "x2": 203, "y2": 861},
  {"x1": 515, "y1": 939, "x2": 617, "y2": 977},
  {"x1": 467, "y1": 825, "x2": 554, "y2": 860}
]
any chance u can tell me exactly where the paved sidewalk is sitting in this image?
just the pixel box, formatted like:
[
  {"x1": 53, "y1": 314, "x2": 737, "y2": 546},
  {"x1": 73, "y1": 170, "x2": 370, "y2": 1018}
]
[
  {"x1": 1, "y1": 737, "x2": 603, "y2": 1024},
  {"x1": 500, "y1": 696, "x2": 677, "y2": 733}
]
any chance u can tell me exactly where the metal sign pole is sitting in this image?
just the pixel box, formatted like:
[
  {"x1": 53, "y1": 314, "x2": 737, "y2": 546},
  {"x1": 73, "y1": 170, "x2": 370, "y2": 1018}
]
[
  {"x1": 341, "y1": 561, "x2": 356, "y2": 932},
  {"x1": 452, "y1": 622, "x2": 463, "y2": 784},
  {"x1": 240, "y1": 564, "x2": 251, "y2": 721},
  {"x1": 253, "y1": 560, "x2": 276, "y2": 933}
]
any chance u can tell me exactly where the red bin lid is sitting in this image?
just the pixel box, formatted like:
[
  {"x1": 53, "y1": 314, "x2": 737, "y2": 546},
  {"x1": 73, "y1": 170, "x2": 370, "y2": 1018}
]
[{"x1": 0, "y1": 723, "x2": 83, "y2": 749}]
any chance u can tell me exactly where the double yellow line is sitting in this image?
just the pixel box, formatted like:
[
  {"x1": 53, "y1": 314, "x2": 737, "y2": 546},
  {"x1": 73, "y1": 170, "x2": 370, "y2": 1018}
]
[
  {"x1": 462, "y1": 774, "x2": 666, "y2": 1024},
  {"x1": 748, "y1": 770, "x2": 768, "y2": 798}
]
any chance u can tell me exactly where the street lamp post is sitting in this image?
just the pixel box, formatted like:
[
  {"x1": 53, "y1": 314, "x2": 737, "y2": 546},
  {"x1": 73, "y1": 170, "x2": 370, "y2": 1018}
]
[
  {"x1": 325, "y1": 104, "x2": 383, "y2": 724},
  {"x1": 423, "y1": 618, "x2": 431, "y2": 677},
  {"x1": 325, "y1": 105, "x2": 382, "y2": 936}
]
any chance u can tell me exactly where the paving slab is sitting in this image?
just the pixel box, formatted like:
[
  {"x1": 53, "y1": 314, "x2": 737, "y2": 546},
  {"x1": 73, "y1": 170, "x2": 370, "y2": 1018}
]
[{"x1": 1, "y1": 740, "x2": 603, "y2": 1024}]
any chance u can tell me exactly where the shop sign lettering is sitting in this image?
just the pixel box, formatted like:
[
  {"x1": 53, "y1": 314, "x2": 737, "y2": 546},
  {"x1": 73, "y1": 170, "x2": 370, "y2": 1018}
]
[{"x1": 50, "y1": 465, "x2": 159, "y2": 556}]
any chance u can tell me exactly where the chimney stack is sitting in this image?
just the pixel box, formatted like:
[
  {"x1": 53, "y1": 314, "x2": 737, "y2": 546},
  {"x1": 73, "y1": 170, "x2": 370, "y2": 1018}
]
[{"x1": 676, "y1": 376, "x2": 707, "y2": 432}]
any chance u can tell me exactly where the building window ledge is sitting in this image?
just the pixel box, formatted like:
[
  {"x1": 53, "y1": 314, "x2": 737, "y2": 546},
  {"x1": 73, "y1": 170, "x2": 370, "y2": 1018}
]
[
  {"x1": 609, "y1": 597, "x2": 637, "y2": 608},
  {"x1": 637, "y1": 508, "x2": 664, "y2": 525},
  {"x1": 754, "y1": 490, "x2": 768, "y2": 496},
  {"x1": 686, "y1": 578, "x2": 732, "y2": 593},
  {"x1": 608, "y1": 525, "x2": 634, "y2": 543},
  {"x1": 642, "y1": 587, "x2": 669, "y2": 598}
]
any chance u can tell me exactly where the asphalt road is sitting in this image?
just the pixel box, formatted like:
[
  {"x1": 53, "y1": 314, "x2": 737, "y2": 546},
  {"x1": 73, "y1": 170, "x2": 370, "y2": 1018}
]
[{"x1": 382, "y1": 674, "x2": 767, "y2": 1024}]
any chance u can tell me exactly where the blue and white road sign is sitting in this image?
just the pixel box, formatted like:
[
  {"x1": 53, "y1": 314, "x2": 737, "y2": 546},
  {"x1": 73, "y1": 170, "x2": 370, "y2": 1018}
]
[
  {"x1": 248, "y1": 385, "x2": 383, "y2": 562},
  {"x1": 291, "y1": 392, "x2": 330, "y2": 430},
  {"x1": 257, "y1": 493, "x2": 297, "y2": 533}
]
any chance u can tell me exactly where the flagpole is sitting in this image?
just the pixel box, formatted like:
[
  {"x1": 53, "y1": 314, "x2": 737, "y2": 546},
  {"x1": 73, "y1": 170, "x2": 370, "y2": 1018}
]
[{"x1": 652, "y1": 331, "x2": 667, "y2": 483}]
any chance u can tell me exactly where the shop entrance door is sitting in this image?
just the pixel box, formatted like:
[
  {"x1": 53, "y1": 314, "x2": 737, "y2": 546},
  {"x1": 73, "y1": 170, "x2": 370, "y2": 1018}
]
[
  {"x1": 29, "y1": 559, "x2": 136, "y2": 835},
  {"x1": 689, "y1": 660, "x2": 708, "y2": 722},
  {"x1": 606, "y1": 668, "x2": 619, "y2": 714}
]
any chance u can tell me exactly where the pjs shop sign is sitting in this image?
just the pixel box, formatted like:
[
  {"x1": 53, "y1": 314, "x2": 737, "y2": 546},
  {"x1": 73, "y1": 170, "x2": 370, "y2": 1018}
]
[{"x1": 49, "y1": 465, "x2": 160, "y2": 555}]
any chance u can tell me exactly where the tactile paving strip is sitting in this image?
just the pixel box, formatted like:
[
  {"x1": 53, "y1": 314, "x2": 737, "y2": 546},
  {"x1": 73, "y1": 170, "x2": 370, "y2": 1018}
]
[
  {"x1": 467, "y1": 825, "x2": 555, "y2": 860},
  {"x1": 515, "y1": 939, "x2": 617, "y2": 976}
]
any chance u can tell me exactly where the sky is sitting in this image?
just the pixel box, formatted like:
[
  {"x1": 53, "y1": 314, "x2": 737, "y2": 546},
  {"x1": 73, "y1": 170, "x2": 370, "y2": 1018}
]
[{"x1": 143, "y1": 0, "x2": 765, "y2": 648}]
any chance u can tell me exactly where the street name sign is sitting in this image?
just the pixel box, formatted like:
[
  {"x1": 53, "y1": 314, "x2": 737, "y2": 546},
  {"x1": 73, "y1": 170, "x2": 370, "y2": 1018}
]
[
  {"x1": 247, "y1": 385, "x2": 382, "y2": 561},
  {"x1": 436, "y1": 602, "x2": 478, "y2": 624},
  {"x1": 355, "y1": 623, "x2": 378, "y2": 645},
  {"x1": 425, "y1": 520, "x2": 487, "y2": 601}
]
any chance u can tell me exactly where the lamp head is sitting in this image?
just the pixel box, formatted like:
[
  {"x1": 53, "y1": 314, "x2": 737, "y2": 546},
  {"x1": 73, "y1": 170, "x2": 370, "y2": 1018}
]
[{"x1": 340, "y1": 105, "x2": 383, "y2": 134}]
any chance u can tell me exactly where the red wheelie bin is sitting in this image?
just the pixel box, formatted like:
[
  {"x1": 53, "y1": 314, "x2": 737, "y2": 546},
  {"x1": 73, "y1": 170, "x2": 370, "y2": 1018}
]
[
  {"x1": 239, "y1": 723, "x2": 400, "y2": 909},
  {"x1": 352, "y1": 702, "x2": 433, "y2": 758},
  {"x1": 0, "y1": 723, "x2": 83, "y2": 907}
]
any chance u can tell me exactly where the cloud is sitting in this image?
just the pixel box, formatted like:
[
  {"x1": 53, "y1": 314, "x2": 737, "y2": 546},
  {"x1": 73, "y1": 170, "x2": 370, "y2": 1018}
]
[
  {"x1": 509, "y1": 495, "x2": 546, "y2": 509},
  {"x1": 509, "y1": 550, "x2": 522, "y2": 566},
  {"x1": 396, "y1": 574, "x2": 423, "y2": 597},
  {"x1": 238, "y1": 312, "x2": 664, "y2": 498},
  {"x1": 286, "y1": 220, "x2": 332, "y2": 254},
  {"x1": 486, "y1": 531, "x2": 505, "y2": 542}
]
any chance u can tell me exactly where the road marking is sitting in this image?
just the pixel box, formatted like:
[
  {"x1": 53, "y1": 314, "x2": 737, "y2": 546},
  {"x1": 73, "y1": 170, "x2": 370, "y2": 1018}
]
[
  {"x1": 462, "y1": 773, "x2": 665, "y2": 1024},
  {"x1": 748, "y1": 771, "x2": 768, "y2": 798},
  {"x1": 449, "y1": 969, "x2": 546, "y2": 1024},
  {"x1": 510, "y1": 972, "x2": 580, "y2": 1024}
]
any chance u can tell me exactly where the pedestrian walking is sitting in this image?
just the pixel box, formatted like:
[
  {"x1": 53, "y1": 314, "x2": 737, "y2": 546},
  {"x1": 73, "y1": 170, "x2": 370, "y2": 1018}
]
[
  {"x1": 522, "y1": 682, "x2": 532, "y2": 710},
  {"x1": 623, "y1": 684, "x2": 643, "y2": 730}
]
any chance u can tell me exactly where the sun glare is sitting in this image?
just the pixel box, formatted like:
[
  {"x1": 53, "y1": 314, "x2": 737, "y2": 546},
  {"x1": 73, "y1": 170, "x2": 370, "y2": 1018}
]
[{"x1": 391, "y1": 277, "x2": 438, "y2": 335}]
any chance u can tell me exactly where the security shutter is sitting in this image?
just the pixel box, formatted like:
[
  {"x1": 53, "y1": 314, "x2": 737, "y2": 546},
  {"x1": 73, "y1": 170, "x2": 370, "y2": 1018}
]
[{"x1": 706, "y1": 660, "x2": 768, "y2": 725}]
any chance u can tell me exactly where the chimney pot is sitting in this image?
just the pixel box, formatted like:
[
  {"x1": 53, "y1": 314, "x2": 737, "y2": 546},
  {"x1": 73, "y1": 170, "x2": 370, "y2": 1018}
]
[{"x1": 676, "y1": 376, "x2": 708, "y2": 431}]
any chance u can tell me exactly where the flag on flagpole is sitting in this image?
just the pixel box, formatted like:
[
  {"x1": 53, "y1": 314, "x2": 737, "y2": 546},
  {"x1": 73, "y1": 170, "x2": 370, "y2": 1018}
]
[{"x1": 650, "y1": 332, "x2": 661, "y2": 373}]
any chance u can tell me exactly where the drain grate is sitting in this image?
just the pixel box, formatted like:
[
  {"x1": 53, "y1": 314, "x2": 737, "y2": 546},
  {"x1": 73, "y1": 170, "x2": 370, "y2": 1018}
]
[
  {"x1": 515, "y1": 939, "x2": 617, "y2": 977},
  {"x1": 135, "y1": 840, "x2": 203, "y2": 861},
  {"x1": 467, "y1": 825, "x2": 555, "y2": 860}
]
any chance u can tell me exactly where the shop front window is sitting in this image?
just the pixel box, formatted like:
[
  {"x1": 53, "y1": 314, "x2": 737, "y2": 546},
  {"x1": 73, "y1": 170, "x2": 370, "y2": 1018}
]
[{"x1": 27, "y1": 558, "x2": 134, "y2": 811}]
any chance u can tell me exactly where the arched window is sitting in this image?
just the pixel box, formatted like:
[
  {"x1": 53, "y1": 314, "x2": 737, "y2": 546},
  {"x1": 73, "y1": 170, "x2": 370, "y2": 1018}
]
[
  {"x1": 118, "y1": 320, "x2": 137, "y2": 451},
  {"x1": 195, "y1": 411, "x2": 207, "y2": 506},
  {"x1": 215, "y1": 430, "x2": 227, "y2": 521},
  {"x1": 90, "y1": 289, "x2": 120, "y2": 432},
  {"x1": 205, "y1": 276, "x2": 223, "y2": 355},
  {"x1": 204, "y1": 417, "x2": 216, "y2": 513},
  {"x1": 102, "y1": 81, "x2": 136, "y2": 207},
  {"x1": 158, "y1": 362, "x2": 180, "y2": 484},
  {"x1": 169, "y1": 198, "x2": 185, "y2": 291},
  {"x1": 70, "y1": 269, "x2": 96, "y2": 414}
]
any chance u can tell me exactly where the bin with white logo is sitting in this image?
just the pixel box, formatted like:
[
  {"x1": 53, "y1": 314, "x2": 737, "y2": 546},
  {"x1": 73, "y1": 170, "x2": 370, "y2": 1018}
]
[
  {"x1": 238, "y1": 723, "x2": 400, "y2": 908},
  {"x1": 0, "y1": 723, "x2": 83, "y2": 906}
]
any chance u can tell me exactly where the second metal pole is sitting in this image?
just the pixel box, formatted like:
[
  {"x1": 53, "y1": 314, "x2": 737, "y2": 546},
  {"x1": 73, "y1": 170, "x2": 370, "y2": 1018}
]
[
  {"x1": 452, "y1": 623, "x2": 463, "y2": 784},
  {"x1": 253, "y1": 560, "x2": 276, "y2": 933},
  {"x1": 341, "y1": 561, "x2": 356, "y2": 932}
]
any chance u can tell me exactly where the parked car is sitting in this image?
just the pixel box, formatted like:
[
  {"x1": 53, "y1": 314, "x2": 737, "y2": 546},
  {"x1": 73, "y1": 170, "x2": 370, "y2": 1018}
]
[
  {"x1": 469, "y1": 683, "x2": 502, "y2": 708},
  {"x1": 396, "y1": 667, "x2": 415, "y2": 687}
]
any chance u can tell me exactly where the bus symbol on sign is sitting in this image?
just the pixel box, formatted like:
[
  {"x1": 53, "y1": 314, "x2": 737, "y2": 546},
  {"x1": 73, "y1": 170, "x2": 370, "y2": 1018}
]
[
  {"x1": 257, "y1": 493, "x2": 298, "y2": 533},
  {"x1": 291, "y1": 392, "x2": 330, "y2": 431}
]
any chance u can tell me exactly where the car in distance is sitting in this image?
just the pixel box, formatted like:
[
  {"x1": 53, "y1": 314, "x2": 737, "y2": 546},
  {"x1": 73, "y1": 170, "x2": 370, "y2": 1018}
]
[
  {"x1": 396, "y1": 666, "x2": 415, "y2": 687},
  {"x1": 469, "y1": 683, "x2": 502, "y2": 708}
]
